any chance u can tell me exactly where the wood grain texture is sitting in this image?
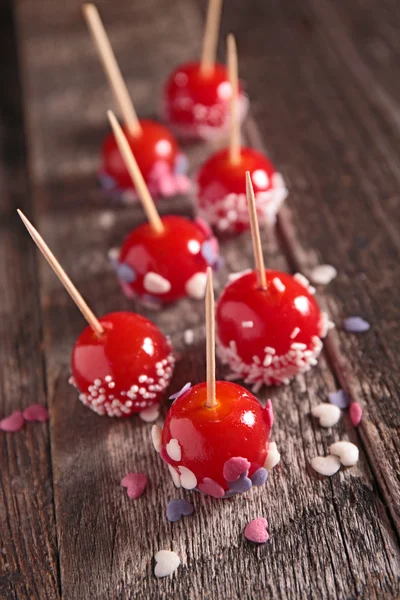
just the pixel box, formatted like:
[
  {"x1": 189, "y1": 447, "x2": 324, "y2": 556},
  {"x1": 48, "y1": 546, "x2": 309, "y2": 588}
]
[{"x1": 10, "y1": 0, "x2": 400, "y2": 598}]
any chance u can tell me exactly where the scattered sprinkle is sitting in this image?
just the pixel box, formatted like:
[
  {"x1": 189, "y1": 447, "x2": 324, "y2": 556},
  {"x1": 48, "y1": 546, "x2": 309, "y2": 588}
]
[
  {"x1": 228, "y1": 472, "x2": 252, "y2": 493},
  {"x1": 185, "y1": 271, "x2": 207, "y2": 299},
  {"x1": 183, "y1": 329, "x2": 194, "y2": 345},
  {"x1": 250, "y1": 467, "x2": 268, "y2": 486},
  {"x1": 98, "y1": 210, "x2": 116, "y2": 229},
  {"x1": 121, "y1": 473, "x2": 147, "y2": 499},
  {"x1": 264, "y1": 442, "x2": 280, "y2": 470},
  {"x1": 151, "y1": 425, "x2": 162, "y2": 453},
  {"x1": 328, "y1": 389, "x2": 349, "y2": 409},
  {"x1": 309, "y1": 264, "x2": 337, "y2": 286},
  {"x1": 272, "y1": 277, "x2": 285, "y2": 292},
  {"x1": 166, "y1": 439, "x2": 182, "y2": 462},
  {"x1": 169, "y1": 382, "x2": 192, "y2": 402},
  {"x1": 22, "y1": 404, "x2": 49, "y2": 422},
  {"x1": 349, "y1": 402, "x2": 363, "y2": 427},
  {"x1": 310, "y1": 455, "x2": 341, "y2": 476},
  {"x1": 198, "y1": 477, "x2": 225, "y2": 498},
  {"x1": 166, "y1": 499, "x2": 194, "y2": 522},
  {"x1": 223, "y1": 457, "x2": 250, "y2": 482},
  {"x1": 329, "y1": 441, "x2": 359, "y2": 466},
  {"x1": 343, "y1": 316, "x2": 370, "y2": 333},
  {"x1": 143, "y1": 272, "x2": 171, "y2": 295},
  {"x1": 290, "y1": 327, "x2": 300, "y2": 339},
  {"x1": 139, "y1": 405, "x2": 160, "y2": 423},
  {"x1": 177, "y1": 466, "x2": 197, "y2": 489},
  {"x1": 264, "y1": 399, "x2": 274, "y2": 429},
  {"x1": 168, "y1": 465, "x2": 181, "y2": 488},
  {"x1": 154, "y1": 550, "x2": 180, "y2": 578},
  {"x1": 244, "y1": 518, "x2": 269, "y2": 544},
  {"x1": 311, "y1": 403, "x2": 341, "y2": 428},
  {"x1": 241, "y1": 321, "x2": 254, "y2": 328},
  {"x1": 0, "y1": 411, "x2": 24, "y2": 432}
]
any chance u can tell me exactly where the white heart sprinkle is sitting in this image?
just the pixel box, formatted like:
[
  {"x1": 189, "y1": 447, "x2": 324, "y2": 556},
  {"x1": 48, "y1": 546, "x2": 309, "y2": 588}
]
[
  {"x1": 143, "y1": 272, "x2": 171, "y2": 295},
  {"x1": 139, "y1": 405, "x2": 160, "y2": 423},
  {"x1": 329, "y1": 441, "x2": 359, "y2": 467},
  {"x1": 178, "y1": 466, "x2": 197, "y2": 489},
  {"x1": 311, "y1": 403, "x2": 341, "y2": 428},
  {"x1": 168, "y1": 464, "x2": 181, "y2": 488},
  {"x1": 264, "y1": 442, "x2": 281, "y2": 470},
  {"x1": 310, "y1": 455, "x2": 341, "y2": 476},
  {"x1": 166, "y1": 438, "x2": 181, "y2": 461},
  {"x1": 154, "y1": 550, "x2": 180, "y2": 578},
  {"x1": 309, "y1": 264, "x2": 337, "y2": 286},
  {"x1": 185, "y1": 272, "x2": 207, "y2": 299},
  {"x1": 184, "y1": 329, "x2": 194, "y2": 345},
  {"x1": 151, "y1": 425, "x2": 162, "y2": 453}
]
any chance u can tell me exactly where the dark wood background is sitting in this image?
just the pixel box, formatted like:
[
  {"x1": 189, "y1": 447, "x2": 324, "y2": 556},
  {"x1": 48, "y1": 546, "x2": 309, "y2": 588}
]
[{"x1": 0, "y1": 0, "x2": 399, "y2": 598}]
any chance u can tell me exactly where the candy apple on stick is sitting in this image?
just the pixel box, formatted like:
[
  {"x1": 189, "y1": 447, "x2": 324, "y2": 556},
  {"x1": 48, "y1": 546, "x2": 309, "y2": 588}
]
[
  {"x1": 83, "y1": 3, "x2": 190, "y2": 202},
  {"x1": 107, "y1": 111, "x2": 220, "y2": 308},
  {"x1": 152, "y1": 268, "x2": 273, "y2": 498},
  {"x1": 17, "y1": 210, "x2": 175, "y2": 420},
  {"x1": 215, "y1": 172, "x2": 333, "y2": 390},
  {"x1": 196, "y1": 35, "x2": 287, "y2": 235}
]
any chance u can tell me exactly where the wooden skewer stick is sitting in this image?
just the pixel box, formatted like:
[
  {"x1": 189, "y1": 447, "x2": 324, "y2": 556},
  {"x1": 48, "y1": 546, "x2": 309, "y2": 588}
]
[
  {"x1": 107, "y1": 110, "x2": 164, "y2": 234},
  {"x1": 205, "y1": 267, "x2": 217, "y2": 409},
  {"x1": 200, "y1": 0, "x2": 223, "y2": 75},
  {"x1": 83, "y1": 3, "x2": 141, "y2": 136},
  {"x1": 227, "y1": 34, "x2": 241, "y2": 165},
  {"x1": 246, "y1": 171, "x2": 267, "y2": 289},
  {"x1": 17, "y1": 210, "x2": 104, "y2": 336}
]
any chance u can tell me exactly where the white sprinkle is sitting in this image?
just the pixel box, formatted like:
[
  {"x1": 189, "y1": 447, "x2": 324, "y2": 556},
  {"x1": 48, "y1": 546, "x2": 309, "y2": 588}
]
[
  {"x1": 264, "y1": 346, "x2": 276, "y2": 355},
  {"x1": 166, "y1": 439, "x2": 182, "y2": 462},
  {"x1": 290, "y1": 327, "x2": 300, "y2": 339},
  {"x1": 241, "y1": 321, "x2": 254, "y2": 328},
  {"x1": 272, "y1": 277, "x2": 285, "y2": 292},
  {"x1": 291, "y1": 342, "x2": 307, "y2": 350},
  {"x1": 309, "y1": 264, "x2": 337, "y2": 286},
  {"x1": 108, "y1": 382, "x2": 115, "y2": 389},
  {"x1": 105, "y1": 375, "x2": 112, "y2": 382},
  {"x1": 263, "y1": 354, "x2": 273, "y2": 367},
  {"x1": 94, "y1": 379, "x2": 101, "y2": 386},
  {"x1": 139, "y1": 405, "x2": 159, "y2": 423},
  {"x1": 329, "y1": 441, "x2": 359, "y2": 467},
  {"x1": 264, "y1": 442, "x2": 281, "y2": 470},
  {"x1": 184, "y1": 329, "x2": 194, "y2": 345},
  {"x1": 151, "y1": 425, "x2": 162, "y2": 453},
  {"x1": 168, "y1": 464, "x2": 181, "y2": 488},
  {"x1": 294, "y1": 273, "x2": 310, "y2": 288},
  {"x1": 308, "y1": 285, "x2": 316, "y2": 295},
  {"x1": 185, "y1": 271, "x2": 207, "y2": 299},
  {"x1": 143, "y1": 272, "x2": 171, "y2": 295},
  {"x1": 253, "y1": 356, "x2": 261, "y2": 364},
  {"x1": 178, "y1": 466, "x2": 197, "y2": 489},
  {"x1": 311, "y1": 403, "x2": 341, "y2": 428},
  {"x1": 138, "y1": 375, "x2": 148, "y2": 383},
  {"x1": 310, "y1": 455, "x2": 341, "y2": 477},
  {"x1": 154, "y1": 550, "x2": 180, "y2": 578},
  {"x1": 98, "y1": 211, "x2": 116, "y2": 229}
]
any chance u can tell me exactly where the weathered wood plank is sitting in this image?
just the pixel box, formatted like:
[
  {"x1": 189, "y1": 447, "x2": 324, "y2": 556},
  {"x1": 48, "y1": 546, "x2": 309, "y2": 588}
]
[
  {"x1": 0, "y1": 1, "x2": 60, "y2": 598},
  {"x1": 14, "y1": 0, "x2": 400, "y2": 598}
]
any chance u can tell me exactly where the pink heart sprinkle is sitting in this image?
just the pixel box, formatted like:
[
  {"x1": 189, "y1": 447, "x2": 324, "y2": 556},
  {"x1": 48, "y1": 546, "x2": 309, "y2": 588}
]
[
  {"x1": 244, "y1": 518, "x2": 269, "y2": 544},
  {"x1": 0, "y1": 411, "x2": 25, "y2": 433},
  {"x1": 23, "y1": 404, "x2": 49, "y2": 422},
  {"x1": 349, "y1": 402, "x2": 363, "y2": 427},
  {"x1": 121, "y1": 473, "x2": 147, "y2": 499},
  {"x1": 264, "y1": 399, "x2": 274, "y2": 429},
  {"x1": 198, "y1": 478, "x2": 225, "y2": 498},
  {"x1": 223, "y1": 456, "x2": 251, "y2": 482}
]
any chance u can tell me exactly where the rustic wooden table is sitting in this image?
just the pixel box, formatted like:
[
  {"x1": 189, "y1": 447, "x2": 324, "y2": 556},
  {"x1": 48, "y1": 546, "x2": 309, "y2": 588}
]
[{"x1": 1, "y1": 0, "x2": 399, "y2": 598}]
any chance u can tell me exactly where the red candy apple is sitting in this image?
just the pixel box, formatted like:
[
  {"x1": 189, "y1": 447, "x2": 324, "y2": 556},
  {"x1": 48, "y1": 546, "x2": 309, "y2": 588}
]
[
  {"x1": 196, "y1": 147, "x2": 287, "y2": 235},
  {"x1": 70, "y1": 311, "x2": 175, "y2": 417},
  {"x1": 216, "y1": 270, "x2": 333, "y2": 390},
  {"x1": 152, "y1": 381, "x2": 272, "y2": 498},
  {"x1": 163, "y1": 62, "x2": 248, "y2": 141},
  {"x1": 99, "y1": 120, "x2": 190, "y2": 202},
  {"x1": 110, "y1": 215, "x2": 220, "y2": 308}
]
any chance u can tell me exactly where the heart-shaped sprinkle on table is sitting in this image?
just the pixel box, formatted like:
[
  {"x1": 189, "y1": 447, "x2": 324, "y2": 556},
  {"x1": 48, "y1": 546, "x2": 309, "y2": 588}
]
[
  {"x1": 23, "y1": 404, "x2": 49, "y2": 422},
  {"x1": 264, "y1": 442, "x2": 281, "y2": 470},
  {"x1": 329, "y1": 441, "x2": 359, "y2": 467},
  {"x1": 343, "y1": 316, "x2": 370, "y2": 333},
  {"x1": 311, "y1": 403, "x2": 341, "y2": 428},
  {"x1": 310, "y1": 455, "x2": 341, "y2": 477},
  {"x1": 228, "y1": 472, "x2": 252, "y2": 494},
  {"x1": 139, "y1": 405, "x2": 159, "y2": 423},
  {"x1": 0, "y1": 411, "x2": 24, "y2": 432},
  {"x1": 349, "y1": 402, "x2": 363, "y2": 427},
  {"x1": 198, "y1": 478, "x2": 225, "y2": 498},
  {"x1": 250, "y1": 467, "x2": 268, "y2": 487},
  {"x1": 309, "y1": 264, "x2": 337, "y2": 286},
  {"x1": 151, "y1": 425, "x2": 162, "y2": 453},
  {"x1": 244, "y1": 518, "x2": 269, "y2": 544},
  {"x1": 166, "y1": 499, "x2": 194, "y2": 522},
  {"x1": 154, "y1": 550, "x2": 180, "y2": 578},
  {"x1": 223, "y1": 456, "x2": 250, "y2": 482},
  {"x1": 121, "y1": 473, "x2": 147, "y2": 499}
]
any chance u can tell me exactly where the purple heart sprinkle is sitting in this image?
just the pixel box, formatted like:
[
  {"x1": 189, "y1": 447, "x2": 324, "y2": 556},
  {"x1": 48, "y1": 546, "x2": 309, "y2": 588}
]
[
  {"x1": 166, "y1": 499, "x2": 194, "y2": 522},
  {"x1": 343, "y1": 316, "x2": 370, "y2": 333},
  {"x1": 169, "y1": 382, "x2": 191, "y2": 402},
  {"x1": 250, "y1": 467, "x2": 268, "y2": 487},
  {"x1": 228, "y1": 471, "x2": 252, "y2": 494},
  {"x1": 328, "y1": 389, "x2": 349, "y2": 409},
  {"x1": 117, "y1": 263, "x2": 137, "y2": 283}
]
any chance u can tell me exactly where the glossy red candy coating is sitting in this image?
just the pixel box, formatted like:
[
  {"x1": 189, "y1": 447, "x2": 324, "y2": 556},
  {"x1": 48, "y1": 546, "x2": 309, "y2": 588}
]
[
  {"x1": 116, "y1": 215, "x2": 220, "y2": 306},
  {"x1": 101, "y1": 119, "x2": 185, "y2": 194},
  {"x1": 70, "y1": 312, "x2": 175, "y2": 417},
  {"x1": 196, "y1": 147, "x2": 286, "y2": 235},
  {"x1": 161, "y1": 381, "x2": 271, "y2": 490},
  {"x1": 216, "y1": 270, "x2": 326, "y2": 386},
  {"x1": 164, "y1": 62, "x2": 246, "y2": 140}
]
